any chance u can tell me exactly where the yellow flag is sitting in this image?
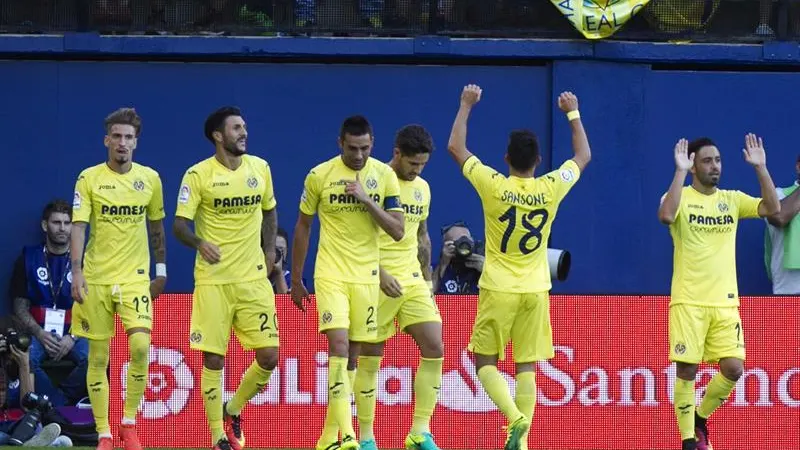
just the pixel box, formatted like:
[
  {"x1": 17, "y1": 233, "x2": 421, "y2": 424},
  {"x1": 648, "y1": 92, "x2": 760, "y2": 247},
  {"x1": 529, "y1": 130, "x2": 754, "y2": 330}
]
[{"x1": 551, "y1": 0, "x2": 651, "y2": 40}]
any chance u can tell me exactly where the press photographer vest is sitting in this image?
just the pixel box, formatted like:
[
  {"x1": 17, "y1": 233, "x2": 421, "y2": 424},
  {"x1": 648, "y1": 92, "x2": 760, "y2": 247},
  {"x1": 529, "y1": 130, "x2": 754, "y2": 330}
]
[{"x1": 23, "y1": 245, "x2": 73, "y2": 326}]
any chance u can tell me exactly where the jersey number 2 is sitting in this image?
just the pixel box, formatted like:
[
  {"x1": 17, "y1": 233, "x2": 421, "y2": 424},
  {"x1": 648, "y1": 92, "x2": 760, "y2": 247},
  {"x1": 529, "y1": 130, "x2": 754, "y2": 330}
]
[{"x1": 498, "y1": 206, "x2": 549, "y2": 254}]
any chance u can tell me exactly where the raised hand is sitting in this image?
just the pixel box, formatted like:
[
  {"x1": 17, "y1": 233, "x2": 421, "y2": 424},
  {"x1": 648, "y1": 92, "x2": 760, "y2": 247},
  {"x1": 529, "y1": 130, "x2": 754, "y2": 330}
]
[
  {"x1": 558, "y1": 91, "x2": 579, "y2": 113},
  {"x1": 743, "y1": 133, "x2": 767, "y2": 167},
  {"x1": 674, "y1": 138, "x2": 694, "y2": 171},
  {"x1": 460, "y1": 84, "x2": 482, "y2": 108}
]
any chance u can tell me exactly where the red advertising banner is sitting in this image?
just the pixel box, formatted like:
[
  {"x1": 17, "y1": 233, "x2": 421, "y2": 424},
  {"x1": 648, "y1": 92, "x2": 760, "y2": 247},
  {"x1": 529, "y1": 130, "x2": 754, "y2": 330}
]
[{"x1": 106, "y1": 294, "x2": 799, "y2": 450}]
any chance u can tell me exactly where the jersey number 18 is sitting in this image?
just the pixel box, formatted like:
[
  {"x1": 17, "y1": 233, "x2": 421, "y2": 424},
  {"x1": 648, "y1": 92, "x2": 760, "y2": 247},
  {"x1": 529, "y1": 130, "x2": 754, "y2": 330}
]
[{"x1": 498, "y1": 206, "x2": 549, "y2": 255}]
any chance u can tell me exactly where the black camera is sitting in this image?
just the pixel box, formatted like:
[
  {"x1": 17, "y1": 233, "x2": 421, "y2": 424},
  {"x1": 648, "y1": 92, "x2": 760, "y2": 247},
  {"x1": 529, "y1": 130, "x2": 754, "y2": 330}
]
[
  {"x1": 21, "y1": 392, "x2": 52, "y2": 414},
  {"x1": 453, "y1": 236, "x2": 475, "y2": 259},
  {"x1": 275, "y1": 247, "x2": 284, "y2": 264},
  {"x1": 9, "y1": 393, "x2": 53, "y2": 445},
  {"x1": 0, "y1": 330, "x2": 31, "y2": 353}
]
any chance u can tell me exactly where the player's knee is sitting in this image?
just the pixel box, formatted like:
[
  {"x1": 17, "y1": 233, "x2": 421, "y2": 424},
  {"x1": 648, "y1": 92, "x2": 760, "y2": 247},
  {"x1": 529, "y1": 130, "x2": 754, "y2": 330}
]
[
  {"x1": 203, "y1": 352, "x2": 225, "y2": 370},
  {"x1": 255, "y1": 348, "x2": 279, "y2": 370},
  {"x1": 88, "y1": 339, "x2": 110, "y2": 370},
  {"x1": 675, "y1": 362, "x2": 699, "y2": 381},
  {"x1": 418, "y1": 338, "x2": 444, "y2": 359},
  {"x1": 720, "y1": 360, "x2": 744, "y2": 381},
  {"x1": 326, "y1": 333, "x2": 349, "y2": 357},
  {"x1": 127, "y1": 333, "x2": 150, "y2": 365}
]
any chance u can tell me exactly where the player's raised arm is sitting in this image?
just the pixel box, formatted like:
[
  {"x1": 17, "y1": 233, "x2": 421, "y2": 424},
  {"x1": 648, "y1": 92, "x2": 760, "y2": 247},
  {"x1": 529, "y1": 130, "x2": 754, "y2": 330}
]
[
  {"x1": 742, "y1": 133, "x2": 781, "y2": 217},
  {"x1": 658, "y1": 139, "x2": 693, "y2": 225},
  {"x1": 558, "y1": 92, "x2": 591, "y2": 172},
  {"x1": 447, "y1": 84, "x2": 482, "y2": 168}
]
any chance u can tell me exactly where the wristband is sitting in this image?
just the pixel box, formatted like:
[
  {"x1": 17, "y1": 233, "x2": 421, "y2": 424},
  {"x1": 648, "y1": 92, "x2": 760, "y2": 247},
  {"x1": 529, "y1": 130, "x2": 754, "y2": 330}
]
[
  {"x1": 155, "y1": 263, "x2": 167, "y2": 278},
  {"x1": 567, "y1": 110, "x2": 581, "y2": 121}
]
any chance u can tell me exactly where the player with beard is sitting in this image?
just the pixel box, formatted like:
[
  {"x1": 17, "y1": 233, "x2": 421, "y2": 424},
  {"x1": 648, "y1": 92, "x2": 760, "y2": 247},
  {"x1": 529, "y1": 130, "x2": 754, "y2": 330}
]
[
  {"x1": 658, "y1": 134, "x2": 780, "y2": 450},
  {"x1": 70, "y1": 108, "x2": 167, "y2": 450},
  {"x1": 291, "y1": 115, "x2": 404, "y2": 450},
  {"x1": 173, "y1": 107, "x2": 280, "y2": 450}
]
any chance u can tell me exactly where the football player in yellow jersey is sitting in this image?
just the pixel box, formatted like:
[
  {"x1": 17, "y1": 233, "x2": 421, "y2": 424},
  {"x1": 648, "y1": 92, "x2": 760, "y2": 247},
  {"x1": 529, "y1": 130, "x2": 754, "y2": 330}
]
[
  {"x1": 291, "y1": 116, "x2": 405, "y2": 450},
  {"x1": 69, "y1": 108, "x2": 167, "y2": 450},
  {"x1": 173, "y1": 107, "x2": 280, "y2": 450},
  {"x1": 657, "y1": 135, "x2": 780, "y2": 450},
  {"x1": 352, "y1": 125, "x2": 444, "y2": 450},
  {"x1": 447, "y1": 85, "x2": 591, "y2": 450}
]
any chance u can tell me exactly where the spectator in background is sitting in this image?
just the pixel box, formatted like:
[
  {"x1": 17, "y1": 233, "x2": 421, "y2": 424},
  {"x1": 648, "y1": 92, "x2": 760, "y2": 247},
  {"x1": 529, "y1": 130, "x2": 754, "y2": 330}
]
[
  {"x1": 432, "y1": 221, "x2": 483, "y2": 294},
  {"x1": 9, "y1": 200, "x2": 88, "y2": 407},
  {"x1": 765, "y1": 154, "x2": 800, "y2": 294},
  {"x1": 270, "y1": 227, "x2": 290, "y2": 294}
]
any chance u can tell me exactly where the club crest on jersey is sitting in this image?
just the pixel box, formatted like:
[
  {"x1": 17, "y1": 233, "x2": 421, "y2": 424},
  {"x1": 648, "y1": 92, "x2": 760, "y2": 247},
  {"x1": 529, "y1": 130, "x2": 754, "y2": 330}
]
[
  {"x1": 365, "y1": 177, "x2": 378, "y2": 190},
  {"x1": 178, "y1": 185, "x2": 190, "y2": 204},
  {"x1": 717, "y1": 202, "x2": 729, "y2": 213},
  {"x1": 133, "y1": 180, "x2": 145, "y2": 191},
  {"x1": 247, "y1": 177, "x2": 258, "y2": 189},
  {"x1": 73, "y1": 192, "x2": 81, "y2": 209},
  {"x1": 414, "y1": 188, "x2": 423, "y2": 202}
]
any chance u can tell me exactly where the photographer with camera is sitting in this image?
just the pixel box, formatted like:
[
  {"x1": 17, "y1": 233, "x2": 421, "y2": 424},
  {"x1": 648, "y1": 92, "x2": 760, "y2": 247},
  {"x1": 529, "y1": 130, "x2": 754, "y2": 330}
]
[
  {"x1": 268, "y1": 227, "x2": 308, "y2": 294},
  {"x1": 0, "y1": 324, "x2": 67, "y2": 446},
  {"x1": 432, "y1": 222, "x2": 484, "y2": 294}
]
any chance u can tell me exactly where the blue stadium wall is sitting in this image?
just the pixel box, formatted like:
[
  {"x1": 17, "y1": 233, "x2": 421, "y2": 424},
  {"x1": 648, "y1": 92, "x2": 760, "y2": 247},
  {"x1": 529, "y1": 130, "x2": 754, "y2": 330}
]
[{"x1": 2, "y1": 36, "x2": 799, "y2": 307}]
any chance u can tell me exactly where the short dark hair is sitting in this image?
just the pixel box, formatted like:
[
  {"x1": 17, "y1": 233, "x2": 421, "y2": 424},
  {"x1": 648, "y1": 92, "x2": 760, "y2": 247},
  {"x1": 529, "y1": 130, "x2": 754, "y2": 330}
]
[
  {"x1": 507, "y1": 130, "x2": 540, "y2": 171},
  {"x1": 688, "y1": 137, "x2": 716, "y2": 157},
  {"x1": 395, "y1": 125, "x2": 434, "y2": 156},
  {"x1": 339, "y1": 115, "x2": 372, "y2": 141},
  {"x1": 277, "y1": 227, "x2": 289, "y2": 242},
  {"x1": 105, "y1": 108, "x2": 142, "y2": 136},
  {"x1": 42, "y1": 199, "x2": 72, "y2": 222},
  {"x1": 204, "y1": 106, "x2": 243, "y2": 143}
]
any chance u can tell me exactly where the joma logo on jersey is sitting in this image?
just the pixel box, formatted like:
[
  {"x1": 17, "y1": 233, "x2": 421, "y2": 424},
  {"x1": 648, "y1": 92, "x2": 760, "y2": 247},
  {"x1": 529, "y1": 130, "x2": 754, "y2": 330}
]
[
  {"x1": 101, "y1": 205, "x2": 146, "y2": 215},
  {"x1": 688, "y1": 214, "x2": 734, "y2": 225},
  {"x1": 329, "y1": 193, "x2": 380, "y2": 204},
  {"x1": 213, "y1": 195, "x2": 262, "y2": 208},
  {"x1": 403, "y1": 204, "x2": 425, "y2": 216}
]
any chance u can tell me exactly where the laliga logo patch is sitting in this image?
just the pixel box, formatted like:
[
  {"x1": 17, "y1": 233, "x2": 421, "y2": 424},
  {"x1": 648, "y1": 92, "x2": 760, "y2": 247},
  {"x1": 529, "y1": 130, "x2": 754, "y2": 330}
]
[
  {"x1": 122, "y1": 346, "x2": 193, "y2": 420},
  {"x1": 366, "y1": 177, "x2": 378, "y2": 190},
  {"x1": 300, "y1": 189, "x2": 308, "y2": 203},
  {"x1": 36, "y1": 267, "x2": 49, "y2": 282},
  {"x1": 444, "y1": 280, "x2": 458, "y2": 293},
  {"x1": 66, "y1": 272, "x2": 73, "y2": 283},
  {"x1": 73, "y1": 192, "x2": 81, "y2": 209},
  {"x1": 560, "y1": 168, "x2": 575, "y2": 183},
  {"x1": 178, "y1": 185, "x2": 190, "y2": 204}
]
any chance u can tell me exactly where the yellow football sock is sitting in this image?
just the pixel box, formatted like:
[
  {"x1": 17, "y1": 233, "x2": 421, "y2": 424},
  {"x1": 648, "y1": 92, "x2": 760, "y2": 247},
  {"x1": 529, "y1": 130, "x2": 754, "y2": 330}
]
[
  {"x1": 354, "y1": 356, "x2": 381, "y2": 441},
  {"x1": 87, "y1": 339, "x2": 111, "y2": 435},
  {"x1": 348, "y1": 369, "x2": 357, "y2": 392},
  {"x1": 328, "y1": 356, "x2": 356, "y2": 439},
  {"x1": 202, "y1": 366, "x2": 225, "y2": 444},
  {"x1": 410, "y1": 357, "x2": 443, "y2": 435},
  {"x1": 514, "y1": 372, "x2": 536, "y2": 449},
  {"x1": 227, "y1": 361, "x2": 273, "y2": 416},
  {"x1": 477, "y1": 366, "x2": 523, "y2": 422},
  {"x1": 698, "y1": 372, "x2": 736, "y2": 419},
  {"x1": 674, "y1": 378, "x2": 696, "y2": 440},
  {"x1": 123, "y1": 332, "x2": 150, "y2": 422}
]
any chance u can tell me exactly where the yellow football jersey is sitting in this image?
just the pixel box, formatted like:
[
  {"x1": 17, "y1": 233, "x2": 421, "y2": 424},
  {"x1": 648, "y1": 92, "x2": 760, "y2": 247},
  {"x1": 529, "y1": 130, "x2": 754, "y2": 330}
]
[
  {"x1": 379, "y1": 176, "x2": 430, "y2": 283},
  {"x1": 463, "y1": 156, "x2": 580, "y2": 293},
  {"x1": 300, "y1": 156, "x2": 403, "y2": 284},
  {"x1": 175, "y1": 155, "x2": 277, "y2": 285},
  {"x1": 667, "y1": 186, "x2": 761, "y2": 307},
  {"x1": 72, "y1": 163, "x2": 165, "y2": 284}
]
